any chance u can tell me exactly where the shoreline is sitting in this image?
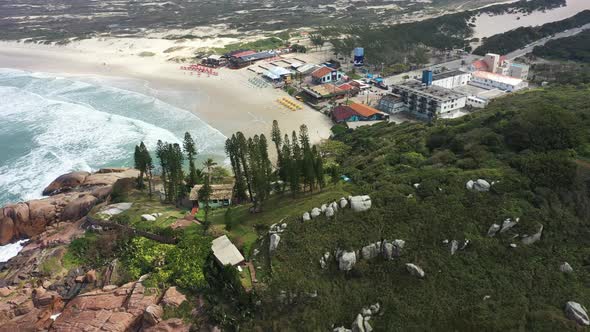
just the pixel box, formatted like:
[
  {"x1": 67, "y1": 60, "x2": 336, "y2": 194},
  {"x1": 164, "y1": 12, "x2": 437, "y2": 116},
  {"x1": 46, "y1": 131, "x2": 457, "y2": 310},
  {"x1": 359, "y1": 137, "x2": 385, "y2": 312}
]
[{"x1": 0, "y1": 40, "x2": 333, "y2": 145}]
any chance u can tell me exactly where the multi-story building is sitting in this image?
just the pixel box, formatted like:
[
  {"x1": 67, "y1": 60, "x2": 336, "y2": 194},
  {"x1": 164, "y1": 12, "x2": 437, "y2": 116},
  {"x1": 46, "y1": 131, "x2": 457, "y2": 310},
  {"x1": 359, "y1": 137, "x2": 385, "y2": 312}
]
[
  {"x1": 508, "y1": 63, "x2": 529, "y2": 80},
  {"x1": 390, "y1": 78, "x2": 467, "y2": 121},
  {"x1": 432, "y1": 70, "x2": 472, "y2": 89},
  {"x1": 470, "y1": 53, "x2": 530, "y2": 80},
  {"x1": 470, "y1": 71, "x2": 528, "y2": 92},
  {"x1": 377, "y1": 94, "x2": 406, "y2": 114}
]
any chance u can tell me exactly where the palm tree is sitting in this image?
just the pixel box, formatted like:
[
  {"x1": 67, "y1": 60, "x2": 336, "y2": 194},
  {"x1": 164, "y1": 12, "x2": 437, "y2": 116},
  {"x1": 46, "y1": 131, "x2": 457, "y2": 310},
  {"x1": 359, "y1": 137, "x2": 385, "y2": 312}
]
[{"x1": 203, "y1": 158, "x2": 218, "y2": 184}]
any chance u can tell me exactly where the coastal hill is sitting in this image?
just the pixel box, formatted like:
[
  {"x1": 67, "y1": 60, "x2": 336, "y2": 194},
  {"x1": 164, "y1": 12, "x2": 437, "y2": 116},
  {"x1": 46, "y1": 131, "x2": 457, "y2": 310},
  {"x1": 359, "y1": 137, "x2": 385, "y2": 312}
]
[{"x1": 1, "y1": 84, "x2": 589, "y2": 330}]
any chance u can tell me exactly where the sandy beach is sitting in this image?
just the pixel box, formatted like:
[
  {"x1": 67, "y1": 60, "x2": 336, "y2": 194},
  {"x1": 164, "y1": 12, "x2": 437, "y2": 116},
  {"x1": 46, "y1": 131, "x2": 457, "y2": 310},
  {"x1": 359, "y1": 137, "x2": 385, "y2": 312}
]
[{"x1": 0, "y1": 37, "x2": 333, "y2": 145}]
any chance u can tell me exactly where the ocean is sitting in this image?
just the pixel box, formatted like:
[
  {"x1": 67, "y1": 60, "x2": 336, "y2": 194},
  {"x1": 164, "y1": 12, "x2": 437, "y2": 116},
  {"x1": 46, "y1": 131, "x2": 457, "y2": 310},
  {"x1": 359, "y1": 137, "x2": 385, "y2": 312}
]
[{"x1": 0, "y1": 68, "x2": 227, "y2": 206}]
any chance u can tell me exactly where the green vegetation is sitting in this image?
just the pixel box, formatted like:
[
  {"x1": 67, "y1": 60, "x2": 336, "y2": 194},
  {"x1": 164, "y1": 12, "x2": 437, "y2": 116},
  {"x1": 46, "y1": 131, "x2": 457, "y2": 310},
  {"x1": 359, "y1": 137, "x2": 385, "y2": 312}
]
[
  {"x1": 474, "y1": 10, "x2": 590, "y2": 55},
  {"x1": 533, "y1": 30, "x2": 590, "y2": 62},
  {"x1": 226, "y1": 85, "x2": 590, "y2": 330}
]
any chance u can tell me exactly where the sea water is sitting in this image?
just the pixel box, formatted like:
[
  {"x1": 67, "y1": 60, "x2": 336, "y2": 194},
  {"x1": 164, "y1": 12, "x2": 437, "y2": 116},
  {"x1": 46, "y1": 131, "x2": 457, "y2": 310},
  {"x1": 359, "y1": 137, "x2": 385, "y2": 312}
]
[{"x1": 0, "y1": 68, "x2": 227, "y2": 206}]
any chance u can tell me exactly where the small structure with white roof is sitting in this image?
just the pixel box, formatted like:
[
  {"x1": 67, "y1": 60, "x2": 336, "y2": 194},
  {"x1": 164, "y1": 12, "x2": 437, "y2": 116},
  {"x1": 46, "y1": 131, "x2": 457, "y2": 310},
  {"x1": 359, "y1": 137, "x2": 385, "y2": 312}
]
[{"x1": 211, "y1": 235, "x2": 245, "y2": 267}]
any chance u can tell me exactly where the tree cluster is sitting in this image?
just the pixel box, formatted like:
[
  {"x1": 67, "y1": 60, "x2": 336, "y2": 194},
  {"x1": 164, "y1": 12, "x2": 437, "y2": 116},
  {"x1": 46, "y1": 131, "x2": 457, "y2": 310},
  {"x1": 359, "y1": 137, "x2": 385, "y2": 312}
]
[{"x1": 225, "y1": 121, "x2": 326, "y2": 210}]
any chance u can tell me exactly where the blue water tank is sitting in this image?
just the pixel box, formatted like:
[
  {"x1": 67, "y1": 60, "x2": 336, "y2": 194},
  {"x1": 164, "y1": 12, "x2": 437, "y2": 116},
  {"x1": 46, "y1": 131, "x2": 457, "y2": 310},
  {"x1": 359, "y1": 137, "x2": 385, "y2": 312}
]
[
  {"x1": 353, "y1": 47, "x2": 365, "y2": 66},
  {"x1": 422, "y1": 70, "x2": 433, "y2": 86}
]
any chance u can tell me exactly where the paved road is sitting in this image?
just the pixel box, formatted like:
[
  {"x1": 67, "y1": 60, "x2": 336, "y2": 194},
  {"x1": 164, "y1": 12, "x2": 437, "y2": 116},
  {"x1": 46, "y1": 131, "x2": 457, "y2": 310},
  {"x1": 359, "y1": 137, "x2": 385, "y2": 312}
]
[
  {"x1": 381, "y1": 23, "x2": 590, "y2": 86},
  {"x1": 505, "y1": 23, "x2": 590, "y2": 60}
]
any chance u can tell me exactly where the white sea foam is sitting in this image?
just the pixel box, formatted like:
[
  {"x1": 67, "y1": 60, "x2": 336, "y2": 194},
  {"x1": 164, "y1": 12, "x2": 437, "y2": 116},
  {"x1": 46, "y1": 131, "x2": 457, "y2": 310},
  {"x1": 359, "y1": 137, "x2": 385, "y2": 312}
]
[
  {"x1": 0, "y1": 68, "x2": 227, "y2": 205},
  {"x1": 0, "y1": 239, "x2": 28, "y2": 263}
]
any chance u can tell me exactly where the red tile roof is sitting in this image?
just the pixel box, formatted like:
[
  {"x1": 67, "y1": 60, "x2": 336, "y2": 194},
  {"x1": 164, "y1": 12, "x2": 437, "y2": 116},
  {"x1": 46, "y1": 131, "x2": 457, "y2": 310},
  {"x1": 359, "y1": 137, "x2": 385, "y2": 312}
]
[
  {"x1": 337, "y1": 83, "x2": 356, "y2": 91},
  {"x1": 332, "y1": 106, "x2": 357, "y2": 122},
  {"x1": 349, "y1": 103, "x2": 380, "y2": 117},
  {"x1": 311, "y1": 66, "x2": 333, "y2": 79},
  {"x1": 471, "y1": 60, "x2": 489, "y2": 71}
]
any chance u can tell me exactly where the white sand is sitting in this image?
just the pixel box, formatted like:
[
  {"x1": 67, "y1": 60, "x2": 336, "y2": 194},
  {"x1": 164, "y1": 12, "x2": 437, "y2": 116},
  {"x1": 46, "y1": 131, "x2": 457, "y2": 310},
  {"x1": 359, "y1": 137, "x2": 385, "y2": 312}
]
[{"x1": 0, "y1": 37, "x2": 333, "y2": 145}]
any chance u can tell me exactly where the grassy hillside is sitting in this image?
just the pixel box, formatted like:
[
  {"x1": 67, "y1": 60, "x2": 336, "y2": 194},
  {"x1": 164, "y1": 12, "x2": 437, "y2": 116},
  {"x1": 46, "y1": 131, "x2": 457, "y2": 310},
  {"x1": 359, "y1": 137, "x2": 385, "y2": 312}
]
[{"x1": 246, "y1": 85, "x2": 590, "y2": 330}]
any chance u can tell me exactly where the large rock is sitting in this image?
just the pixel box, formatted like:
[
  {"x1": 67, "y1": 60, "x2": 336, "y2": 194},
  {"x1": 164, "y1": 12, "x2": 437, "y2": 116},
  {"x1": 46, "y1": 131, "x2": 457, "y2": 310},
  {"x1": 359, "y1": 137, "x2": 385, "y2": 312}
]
[
  {"x1": 339, "y1": 251, "x2": 356, "y2": 271},
  {"x1": 450, "y1": 240, "x2": 459, "y2": 255},
  {"x1": 350, "y1": 196, "x2": 371, "y2": 212},
  {"x1": 83, "y1": 169, "x2": 140, "y2": 187},
  {"x1": 565, "y1": 301, "x2": 590, "y2": 326},
  {"x1": 61, "y1": 195, "x2": 98, "y2": 221},
  {"x1": 560, "y1": 262, "x2": 574, "y2": 274},
  {"x1": 161, "y1": 287, "x2": 186, "y2": 308},
  {"x1": 100, "y1": 203, "x2": 133, "y2": 217},
  {"x1": 325, "y1": 207, "x2": 335, "y2": 218},
  {"x1": 406, "y1": 263, "x2": 425, "y2": 278},
  {"x1": 521, "y1": 224, "x2": 543, "y2": 245},
  {"x1": 310, "y1": 208, "x2": 321, "y2": 219},
  {"x1": 500, "y1": 218, "x2": 519, "y2": 233},
  {"x1": 466, "y1": 179, "x2": 491, "y2": 192},
  {"x1": 302, "y1": 212, "x2": 311, "y2": 222},
  {"x1": 143, "y1": 304, "x2": 163, "y2": 326},
  {"x1": 51, "y1": 280, "x2": 159, "y2": 331},
  {"x1": 141, "y1": 214, "x2": 157, "y2": 221},
  {"x1": 361, "y1": 243, "x2": 380, "y2": 260},
  {"x1": 487, "y1": 224, "x2": 500, "y2": 237},
  {"x1": 144, "y1": 318, "x2": 190, "y2": 332},
  {"x1": 269, "y1": 233, "x2": 281, "y2": 253},
  {"x1": 340, "y1": 198, "x2": 348, "y2": 209},
  {"x1": 42, "y1": 171, "x2": 90, "y2": 196},
  {"x1": 351, "y1": 313, "x2": 365, "y2": 332}
]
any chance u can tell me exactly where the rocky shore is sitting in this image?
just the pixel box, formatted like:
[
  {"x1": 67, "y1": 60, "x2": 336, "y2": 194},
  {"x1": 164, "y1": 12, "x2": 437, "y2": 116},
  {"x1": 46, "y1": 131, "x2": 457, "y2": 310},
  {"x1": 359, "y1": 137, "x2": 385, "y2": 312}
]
[{"x1": 0, "y1": 168, "x2": 194, "y2": 331}]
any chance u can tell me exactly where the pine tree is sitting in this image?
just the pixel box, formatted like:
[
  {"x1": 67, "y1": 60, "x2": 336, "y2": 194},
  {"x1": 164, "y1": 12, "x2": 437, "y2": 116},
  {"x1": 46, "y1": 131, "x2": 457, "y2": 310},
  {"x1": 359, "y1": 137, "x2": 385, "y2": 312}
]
[
  {"x1": 312, "y1": 145, "x2": 325, "y2": 190},
  {"x1": 236, "y1": 132, "x2": 253, "y2": 200},
  {"x1": 156, "y1": 140, "x2": 168, "y2": 200},
  {"x1": 134, "y1": 145, "x2": 145, "y2": 189},
  {"x1": 139, "y1": 142, "x2": 154, "y2": 198},
  {"x1": 299, "y1": 125, "x2": 315, "y2": 192},
  {"x1": 290, "y1": 131, "x2": 302, "y2": 196},
  {"x1": 198, "y1": 175, "x2": 212, "y2": 230},
  {"x1": 183, "y1": 132, "x2": 199, "y2": 188},
  {"x1": 280, "y1": 134, "x2": 292, "y2": 192}
]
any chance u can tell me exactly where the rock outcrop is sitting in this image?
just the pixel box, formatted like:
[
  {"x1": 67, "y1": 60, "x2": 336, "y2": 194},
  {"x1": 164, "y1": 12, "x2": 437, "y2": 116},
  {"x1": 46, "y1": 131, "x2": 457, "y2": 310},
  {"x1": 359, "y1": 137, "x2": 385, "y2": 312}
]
[
  {"x1": 564, "y1": 301, "x2": 590, "y2": 326},
  {"x1": 406, "y1": 263, "x2": 425, "y2": 278},
  {"x1": 560, "y1": 262, "x2": 574, "y2": 274},
  {"x1": 466, "y1": 179, "x2": 492, "y2": 192},
  {"x1": 144, "y1": 318, "x2": 190, "y2": 332},
  {"x1": 487, "y1": 224, "x2": 500, "y2": 237},
  {"x1": 51, "y1": 279, "x2": 159, "y2": 331},
  {"x1": 350, "y1": 196, "x2": 372, "y2": 212},
  {"x1": 161, "y1": 287, "x2": 186, "y2": 308},
  {"x1": 0, "y1": 168, "x2": 138, "y2": 245},
  {"x1": 338, "y1": 251, "x2": 357, "y2": 271},
  {"x1": 269, "y1": 233, "x2": 281, "y2": 253},
  {"x1": 42, "y1": 171, "x2": 90, "y2": 196},
  {"x1": 521, "y1": 224, "x2": 543, "y2": 245},
  {"x1": 500, "y1": 217, "x2": 519, "y2": 233}
]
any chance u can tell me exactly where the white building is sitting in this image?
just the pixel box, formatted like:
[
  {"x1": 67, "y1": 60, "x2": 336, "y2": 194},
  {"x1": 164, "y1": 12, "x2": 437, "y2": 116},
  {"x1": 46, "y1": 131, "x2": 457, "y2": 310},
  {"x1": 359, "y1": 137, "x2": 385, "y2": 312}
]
[
  {"x1": 391, "y1": 80, "x2": 467, "y2": 120},
  {"x1": 311, "y1": 66, "x2": 343, "y2": 84},
  {"x1": 484, "y1": 53, "x2": 501, "y2": 73},
  {"x1": 212, "y1": 235, "x2": 245, "y2": 267},
  {"x1": 470, "y1": 71, "x2": 528, "y2": 92},
  {"x1": 466, "y1": 96, "x2": 489, "y2": 108},
  {"x1": 508, "y1": 63, "x2": 529, "y2": 80},
  {"x1": 432, "y1": 70, "x2": 472, "y2": 89}
]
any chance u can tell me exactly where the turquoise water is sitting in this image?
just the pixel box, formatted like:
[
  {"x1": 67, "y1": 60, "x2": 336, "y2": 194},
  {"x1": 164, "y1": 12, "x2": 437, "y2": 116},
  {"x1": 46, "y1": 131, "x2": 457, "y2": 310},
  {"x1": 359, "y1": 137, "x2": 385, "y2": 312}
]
[{"x1": 0, "y1": 68, "x2": 227, "y2": 206}]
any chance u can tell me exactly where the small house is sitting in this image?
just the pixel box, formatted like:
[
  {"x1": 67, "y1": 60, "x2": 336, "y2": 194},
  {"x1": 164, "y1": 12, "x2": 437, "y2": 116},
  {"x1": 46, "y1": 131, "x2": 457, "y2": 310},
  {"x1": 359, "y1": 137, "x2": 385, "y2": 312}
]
[
  {"x1": 189, "y1": 183, "x2": 234, "y2": 209},
  {"x1": 212, "y1": 235, "x2": 245, "y2": 267},
  {"x1": 331, "y1": 103, "x2": 389, "y2": 123},
  {"x1": 311, "y1": 66, "x2": 343, "y2": 84}
]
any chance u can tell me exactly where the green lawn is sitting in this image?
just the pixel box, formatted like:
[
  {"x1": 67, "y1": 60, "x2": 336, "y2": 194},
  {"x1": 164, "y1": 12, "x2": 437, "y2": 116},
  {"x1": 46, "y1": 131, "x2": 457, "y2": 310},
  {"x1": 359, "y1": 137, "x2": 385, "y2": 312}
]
[{"x1": 206, "y1": 182, "x2": 353, "y2": 258}]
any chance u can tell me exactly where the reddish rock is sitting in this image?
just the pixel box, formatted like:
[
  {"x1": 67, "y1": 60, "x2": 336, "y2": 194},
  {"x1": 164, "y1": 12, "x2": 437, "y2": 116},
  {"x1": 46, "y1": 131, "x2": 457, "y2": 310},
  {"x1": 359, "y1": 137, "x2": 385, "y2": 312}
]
[
  {"x1": 32, "y1": 287, "x2": 63, "y2": 311},
  {"x1": 161, "y1": 287, "x2": 187, "y2": 308},
  {"x1": 42, "y1": 171, "x2": 90, "y2": 196},
  {"x1": 143, "y1": 318, "x2": 191, "y2": 332},
  {"x1": 85, "y1": 270, "x2": 97, "y2": 284},
  {"x1": 0, "y1": 288, "x2": 11, "y2": 297},
  {"x1": 51, "y1": 281, "x2": 159, "y2": 332},
  {"x1": 0, "y1": 215, "x2": 16, "y2": 245},
  {"x1": 91, "y1": 186, "x2": 113, "y2": 200},
  {"x1": 143, "y1": 304, "x2": 163, "y2": 326},
  {"x1": 74, "y1": 276, "x2": 85, "y2": 283},
  {"x1": 61, "y1": 195, "x2": 98, "y2": 221}
]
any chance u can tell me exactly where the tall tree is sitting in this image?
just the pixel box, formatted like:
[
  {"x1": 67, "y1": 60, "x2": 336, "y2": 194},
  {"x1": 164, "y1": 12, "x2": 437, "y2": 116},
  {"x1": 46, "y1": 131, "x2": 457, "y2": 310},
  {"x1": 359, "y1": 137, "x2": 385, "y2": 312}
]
[
  {"x1": 236, "y1": 132, "x2": 254, "y2": 200},
  {"x1": 290, "y1": 131, "x2": 302, "y2": 196},
  {"x1": 299, "y1": 125, "x2": 315, "y2": 192},
  {"x1": 183, "y1": 132, "x2": 199, "y2": 188},
  {"x1": 198, "y1": 175, "x2": 212, "y2": 230}
]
